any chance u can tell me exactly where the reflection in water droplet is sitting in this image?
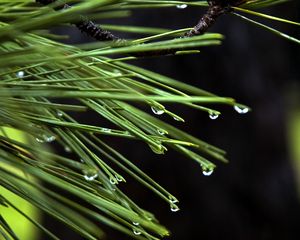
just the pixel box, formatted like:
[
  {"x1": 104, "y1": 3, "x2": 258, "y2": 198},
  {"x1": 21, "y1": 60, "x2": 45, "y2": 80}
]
[
  {"x1": 202, "y1": 168, "x2": 214, "y2": 176},
  {"x1": 16, "y1": 71, "x2": 25, "y2": 78},
  {"x1": 234, "y1": 105, "x2": 249, "y2": 114},
  {"x1": 176, "y1": 4, "x2": 187, "y2": 9},
  {"x1": 170, "y1": 204, "x2": 180, "y2": 212},
  {"x1": 209, "y1": 112, "x2": 219, "y2": 120},
  {"x1": 133, "y1": 228, "x2": 141, "y2": 235},
  {"x1": 132, "y1": 222, "x2": 140, "y2": 226},
  {"x1": 151, "y1": 106, "x2": 164, "y2": 115},
  {"x1": 83, "y1": 168, "x2": 98, "y2": 181},
  {"x1": 168, "y1": 196, "x2": 179, "y2": 204}
]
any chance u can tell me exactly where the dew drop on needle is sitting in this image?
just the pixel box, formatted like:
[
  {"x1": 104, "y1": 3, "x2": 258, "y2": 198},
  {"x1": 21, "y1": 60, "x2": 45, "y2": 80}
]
[
  {"x1": 176, "y1": 4, "x2": 187, "y2": 9},
  {"x1": 110, "y1": 177, "x2": 117, "y2": 185},
  {"x1": 209, "y1": 112, "x2": 219, "y2": 120},
  {"x1": 151, "y1": 106, "x2": 164, "y2": 115},
  {"x1": 133, "y1": 228, "x2": 141, "y2": 235},
  {"x1": 16, "y1": 71, "x2": 25, "y2": 78},
  {"x1": 64, "y1": 146, "x2": 72, "y2": 153},
  {"x1": 234, "y1": 105, "x2": 249, "y2": 114},
  {"x1": 168, "y1": 195, "x2": 179, "y2": 204},
  {"x1": 83, "y1": 168, "x2": 98, "y2": 181},
  {"x1": 170, "y1": 204, "x2": 180, "y2": 212},
  {"x1": 202, "y1": 169, "x2": 214, "y2": 176}
]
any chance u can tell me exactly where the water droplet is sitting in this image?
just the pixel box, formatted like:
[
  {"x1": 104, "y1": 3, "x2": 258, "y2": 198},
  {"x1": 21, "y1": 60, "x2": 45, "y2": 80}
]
[
  {"x1": 144, "y1": 214, "x2": 153, "y2": 221},
  {"x1": 44, "y1": 135, "x2": 56, "y2": 142},
  {"x1": 176, "y1": 4, "x2": 187, "y2": 9},
  {"x1": 35, "y1": 137, "x2": 44, "y2": 143},
  {"x1": 83, "y1": 168, "x2": 98, "y2": 181},
  {"x1": 151, "y1": 106, "x2": 164, "y2": 115},
  {"x1": 16, "y1": 71, "x2": 25, "y2": 78},
  {"x1": 149, "y1": 144, "x2": 165, "y2": 154},
  {"x1": 102, "y1": 128, "x2": 111, "y2": 133},
  {"x1": 173, "y1": 116, "x2": 181, "y2": 121},
  {"x1": 202, "y1": 168, "x2": 214, "y2": 176},
  {"x1": 110, "y1": 177, "x2": 117, "y2": 185},
  {"x1": 36, "y1": 134, "x2": 56, "y2": 143},
  {"x1": 170, "y1": 204, "x2": 180, "y2": 212},
  {"x1": 234, "y1": 105, "x2": 249, "y2": 114},
  {"x1": 132, "y1": 222, "x2": 140, "y2": 226},
  {"x1": 64, "y1": 146, "x2": 72, "y2": 153},
  {"x1": 209, "y1": 112, "x2": 219, "y2": 120},
  {"x1": 157, "y1": 129, "x2": 165, "y2": 135},
  {"x1": 168, "y1": 196, "x2": 179, "y2": 204},
  {"x1": 115, "y1": 175, "x2": 125, "y2": 182},
  {"x1": 113, "y1": 69, "x2": 122, "y2": 76},
  {"x1": 133, "y1": 228, "x2": 141, "y2": 235},
  {"x1": 57, "y1": 111, "x2": 63, "y2": 117}
]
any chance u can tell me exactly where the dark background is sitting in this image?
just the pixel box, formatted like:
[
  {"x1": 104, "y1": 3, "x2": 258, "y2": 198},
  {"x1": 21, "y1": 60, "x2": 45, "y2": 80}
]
[{"x1": 43, "y1": 2, "x2": 300, "y2": 240}]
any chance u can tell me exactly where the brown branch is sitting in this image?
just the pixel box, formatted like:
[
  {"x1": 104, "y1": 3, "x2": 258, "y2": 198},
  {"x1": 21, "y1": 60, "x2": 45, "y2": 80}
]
[
  {"x1": 184, "y1": 0, "x2": 248, "y2": 37},
  {"x1": 184, "y1": 3, "x2": 229, "y2": 37},
  {"x1": 36, "y1": 0, "x2": 120, "y2": 41},
  {"x1": 36, "y1": 0, "x2": 248, "y2": 57}
]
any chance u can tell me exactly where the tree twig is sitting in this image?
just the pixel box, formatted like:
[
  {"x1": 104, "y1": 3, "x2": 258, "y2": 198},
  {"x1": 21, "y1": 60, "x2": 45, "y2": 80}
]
[
  {"x1": 36, "y1": 0, "x2": 120, "y2": 41},
  {"x1": 36, "y1": 0, "x2": 248, "y2": 57},
  {"x1": 185, "y1": 0, "x2": 248, "y2": 37}
]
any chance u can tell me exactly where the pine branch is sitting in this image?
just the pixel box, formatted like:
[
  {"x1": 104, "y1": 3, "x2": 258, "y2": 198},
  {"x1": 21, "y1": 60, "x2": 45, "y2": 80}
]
[
  {"x1": 35, "y1": 0, "x2": 248, "y2": 56},
  {"x1": 0, "y1": 0, "x2": 299, "y2": 239}
]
